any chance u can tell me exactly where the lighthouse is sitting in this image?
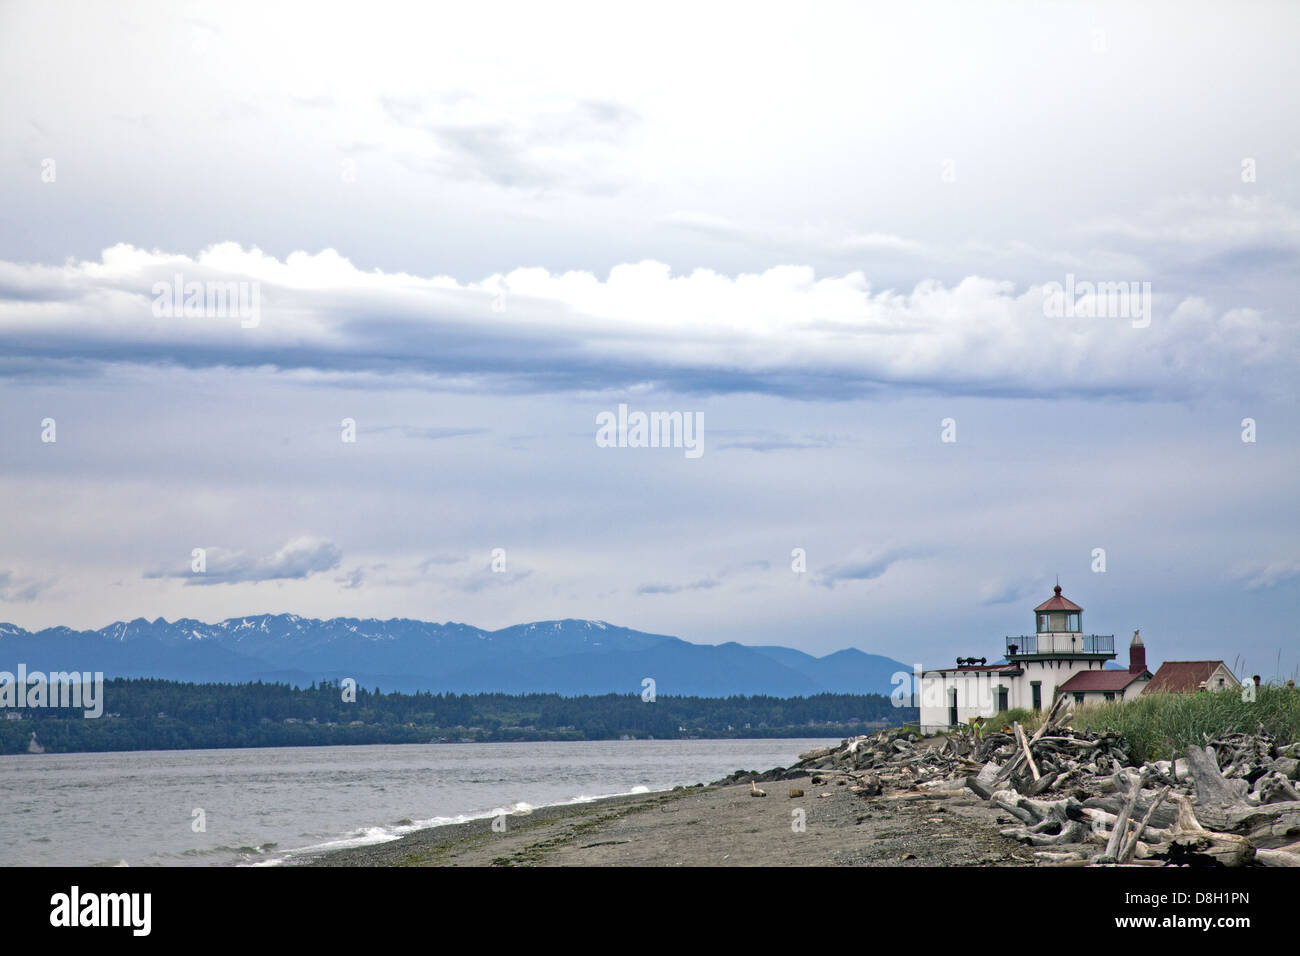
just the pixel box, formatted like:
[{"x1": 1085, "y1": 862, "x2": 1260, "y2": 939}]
[{"x1": 918, "y1": 583, "x2": 1119, "y2": 732}]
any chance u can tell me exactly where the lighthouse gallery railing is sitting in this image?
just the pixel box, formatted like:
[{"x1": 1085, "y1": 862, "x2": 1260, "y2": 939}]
[{"x1": 1005, "y1": 634, "x2": 1115, "y2": 655}]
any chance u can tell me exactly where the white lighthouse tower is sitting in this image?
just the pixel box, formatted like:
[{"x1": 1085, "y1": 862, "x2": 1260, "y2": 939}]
[{"x1": 1006, "y1": 584, "x2": 1116, "y2": 711}]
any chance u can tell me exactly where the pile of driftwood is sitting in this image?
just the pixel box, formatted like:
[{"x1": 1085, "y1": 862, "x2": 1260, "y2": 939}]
[{"x1": 781, "y1": 695, "x2": 1300, "y2": 866}]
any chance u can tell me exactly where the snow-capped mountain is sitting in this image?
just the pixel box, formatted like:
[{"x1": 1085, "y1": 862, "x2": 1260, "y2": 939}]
[{"x1": 0, "y1": 615, "x2": 909, "y2": 697}]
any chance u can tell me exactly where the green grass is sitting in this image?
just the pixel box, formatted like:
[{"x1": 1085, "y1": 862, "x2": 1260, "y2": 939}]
[
  {"x1": 1066, "y1": 686, "x2": 1300, "y2": 763},
  {"x1": 951, "y1": 708, "x2": 1043, "y2": 739},
  {"x1": 955, "y1": 689, "x2": 1300, "y2": 762},
  {"x1": 973, "y1": 708, "x2": 1044, "y2": 735}
]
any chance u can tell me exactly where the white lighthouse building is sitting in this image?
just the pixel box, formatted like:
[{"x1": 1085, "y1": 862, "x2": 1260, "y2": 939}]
[{"x1": 917, "y1": 585, "x2": 1147, "y2": 733}]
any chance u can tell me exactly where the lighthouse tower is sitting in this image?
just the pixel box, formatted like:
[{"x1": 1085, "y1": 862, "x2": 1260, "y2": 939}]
[{"x1": 1003, "y1": 584, "x2": 1117, "y2": 710}]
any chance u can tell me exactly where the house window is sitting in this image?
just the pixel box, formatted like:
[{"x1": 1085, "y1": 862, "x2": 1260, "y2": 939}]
[
  {"x1": 1073, "y1": 692, "x2": 1084, "y2": 703},
  {"x1": 1104, "y1": 692, "x2": 1115, "y2": 701}
]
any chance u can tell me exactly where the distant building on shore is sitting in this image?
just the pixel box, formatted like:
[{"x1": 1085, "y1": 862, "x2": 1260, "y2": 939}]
[
  {"x1": 1147, "y1": 660, "x2": 1240, "y2": 694},
  {"x1": 918, "y1": 585, "x2": 1151, "y2": 733}
]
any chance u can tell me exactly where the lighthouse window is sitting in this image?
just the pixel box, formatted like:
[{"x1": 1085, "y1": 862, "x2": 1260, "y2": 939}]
[
  {"x1": 1067, "y1": 612, "x2": 1080, "y2": 632},
  {"x1": 1037, "y1": 614, "x2": 1048, "y2": 632}
]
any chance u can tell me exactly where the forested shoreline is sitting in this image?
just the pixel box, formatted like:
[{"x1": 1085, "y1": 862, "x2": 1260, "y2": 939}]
[{"x1": 0, "y1": 678, "x2": 913, "y2": 754}]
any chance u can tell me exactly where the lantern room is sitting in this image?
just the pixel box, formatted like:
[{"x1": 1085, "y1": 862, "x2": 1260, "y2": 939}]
[{"x1": 1035, "y1": 584, "x2": 1082, "y2": 634}]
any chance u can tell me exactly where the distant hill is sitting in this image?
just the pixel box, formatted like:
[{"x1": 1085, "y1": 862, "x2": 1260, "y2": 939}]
[{"x1": 0, "y1": 615, "x2": 910, "y2": 698}]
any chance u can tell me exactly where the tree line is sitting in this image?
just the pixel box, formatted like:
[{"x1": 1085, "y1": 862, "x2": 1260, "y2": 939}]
[{"x1": 0, "y1": 678, "x2": 914, "y2": 754}]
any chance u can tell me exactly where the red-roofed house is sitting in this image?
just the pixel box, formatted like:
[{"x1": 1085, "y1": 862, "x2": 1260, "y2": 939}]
[
  {"x1": 1056, "y1": 630, "x2": 1151, "y2": 705},
  {"x1": 1147, "y1": 660, "x2": 1240, "y2": 694}
]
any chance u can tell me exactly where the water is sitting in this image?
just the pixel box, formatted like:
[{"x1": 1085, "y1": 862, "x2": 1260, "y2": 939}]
[{"x1": 0, "y1": 738, "x2": 837, "y2": 866}]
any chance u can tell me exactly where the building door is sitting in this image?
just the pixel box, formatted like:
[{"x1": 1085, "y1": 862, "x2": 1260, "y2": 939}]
[
  {"x1": 996, "y1": 687, "x2": 1008, "y2": 712},
  {"x1": 948, "y1": 689, "x2": 958, "y2": 728},
  {"x1": 1031, "y1": 682, "x2": 1042, "y2": 711}
]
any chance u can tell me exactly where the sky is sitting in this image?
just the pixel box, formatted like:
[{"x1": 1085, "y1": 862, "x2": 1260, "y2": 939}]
[{"x1": 0, "y1": 0, "x2": 1297, "y2": 678}]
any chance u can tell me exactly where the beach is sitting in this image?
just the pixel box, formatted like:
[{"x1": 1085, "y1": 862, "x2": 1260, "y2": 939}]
[{"x1": 299, "y1": 782, "x2": 1035, "y2": 867}]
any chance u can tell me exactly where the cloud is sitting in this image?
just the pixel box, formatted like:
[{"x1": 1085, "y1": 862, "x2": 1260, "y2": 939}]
[
  {"x1": 379, "y1": 93, "x2": 638, "y2": 192},
  {"x1": 1232, "y1": 561, "x2": 1300, "y2": 591},
  {"x1": 334, "y1": 562, "x2": 392, "y2": 590},
  {"x1": 834, "y1": 232, "x2": 925, "y2": 255},
  {"x1": 145, "y1": 536, "x2": 342, "y2": 586},
  {"x1": 660, "y1": 213, "x2": 927, "y2": 261},
  {"x1": 977, "y1": 578, "x2": 1042, "y2": 606},
  {"x1": 417, "y1": 554, "x2": 465, "y2": 573},
  {"x1": 372, "y1": 425, "x2": 488, "y2": 441},
  {"x1": 457, "y1": 564, "x2": 533, "y2": 593},
  {"x1": 658, "y1": 211, "x2": 751, "y2": 241},
  {"x1": 715, "y1": 430, "x2": 841, "y2": 452},
  {"x1": 1080, "y1": 194, "x2": 1300, "y2": 248},
  {"x1": 326, "y1": 554, "x2": 533, "y2": 592},
  {"x1": 637, "y1": 578, "x2": 720, "y2": 595},
  {"x1": 0, "y1": 243, "x2": 1292, "y2": 403},
  {"x1": 0, "y1": 570, "x2": 54, "y2": 603},
  {"x1": 815, "y1": 550, "x2": 908, "y2": 589},
  {"x1": 335, "y1": 567, "x2": 366, "y2": 589}
]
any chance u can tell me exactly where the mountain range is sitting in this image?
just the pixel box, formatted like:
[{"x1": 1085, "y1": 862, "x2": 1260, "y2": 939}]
[{"x1": 0, "y1": 615, "x2": 910, "y2": 698}]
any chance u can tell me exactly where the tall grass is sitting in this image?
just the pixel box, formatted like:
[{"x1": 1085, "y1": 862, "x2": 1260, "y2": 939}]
[
  {"x1": 973, "y1": 708, "x2": 1043, "y2": 735},
  {"x1": 1068, "y1": 687, "x2": 1300, "y2": 763}
]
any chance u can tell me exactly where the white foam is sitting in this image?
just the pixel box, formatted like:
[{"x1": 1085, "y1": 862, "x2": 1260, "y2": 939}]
[{"x1": 255, "y1": 784, "x2": 667, "y2": 867}]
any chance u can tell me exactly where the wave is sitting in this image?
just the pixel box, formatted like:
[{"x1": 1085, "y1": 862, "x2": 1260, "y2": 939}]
[{"x1": 251, "y1": 785, "x2": 666, "y2": 867}]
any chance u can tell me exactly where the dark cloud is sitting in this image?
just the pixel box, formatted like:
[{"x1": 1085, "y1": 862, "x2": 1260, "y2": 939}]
[{"x1": 0, "y1": 246, "x2": 1290, "y2": 405}]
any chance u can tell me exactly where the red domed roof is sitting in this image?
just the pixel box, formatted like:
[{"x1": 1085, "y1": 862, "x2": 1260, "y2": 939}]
[{"x1": 1034, "y1": 584, "x2": 1083, "y2": 612}]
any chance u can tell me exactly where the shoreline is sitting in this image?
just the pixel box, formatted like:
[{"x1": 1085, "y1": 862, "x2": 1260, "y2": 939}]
[
  {"x1": 269, "y1": 784, "x2": 674, "y2": 865},
  {"x1": 297, "y1": 781, "x2": 1034, "y2": 867}
]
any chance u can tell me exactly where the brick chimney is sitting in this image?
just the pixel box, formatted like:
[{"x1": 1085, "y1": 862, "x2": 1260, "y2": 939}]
[{"x1": 1129, "y1": 629, "x2": 1146, "y2": 674}]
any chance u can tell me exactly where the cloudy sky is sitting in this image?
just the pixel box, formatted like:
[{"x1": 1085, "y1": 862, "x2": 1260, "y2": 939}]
[{"x1": 1, "y1": 1, "x2": 1297, "y2": 677}]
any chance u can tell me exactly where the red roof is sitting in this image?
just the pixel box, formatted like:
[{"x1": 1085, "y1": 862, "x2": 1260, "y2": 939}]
[
  {"x1": 1035, "y1": 585, "x2": 1082, "y2": 612},
  {"x1": 1057, "y1": 669, "x2": 1147, "y2": 693},
  {"x1": 1147, "y1": 661, "x2": 1233, "y2": 694}
]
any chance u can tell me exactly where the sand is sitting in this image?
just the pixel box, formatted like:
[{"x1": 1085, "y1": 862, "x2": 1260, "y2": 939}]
[{"x1": 298, "y1": 782, "x2": 1036, "y2": 867}]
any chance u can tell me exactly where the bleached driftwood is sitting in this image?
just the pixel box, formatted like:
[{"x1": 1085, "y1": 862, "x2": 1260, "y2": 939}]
[
  {"x1": 1119, "y1": 785, "x2": 1171, "y2": 863},
  {"x1": 1015, "y1": 721, "x2": 1041, "y2": 782}
]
